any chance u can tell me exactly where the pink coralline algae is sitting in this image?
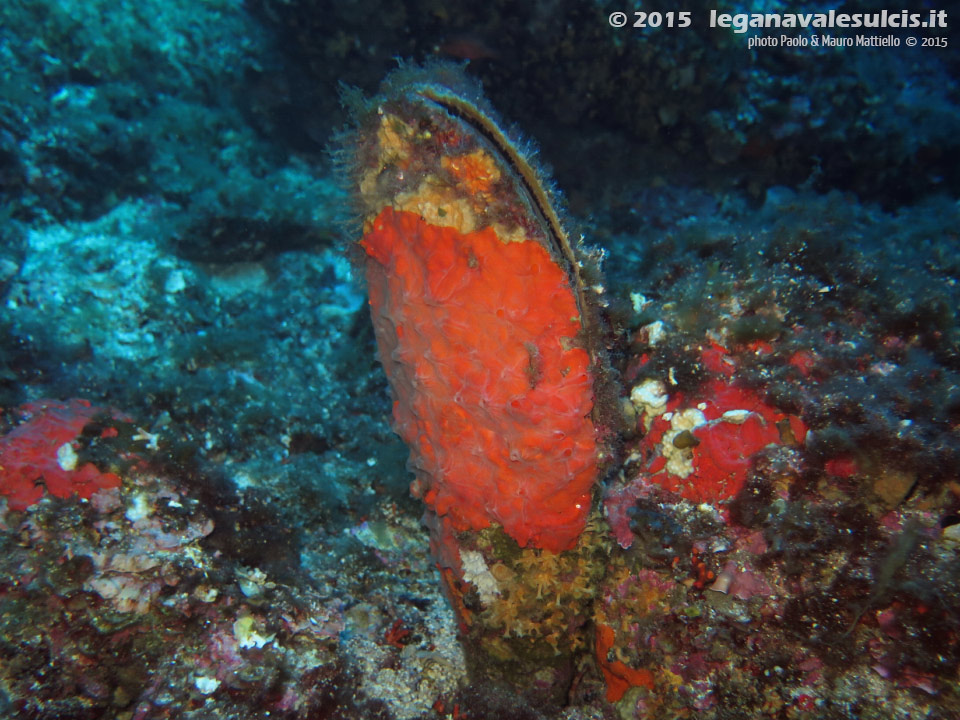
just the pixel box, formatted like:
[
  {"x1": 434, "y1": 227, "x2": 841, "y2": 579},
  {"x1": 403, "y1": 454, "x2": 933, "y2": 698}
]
[{"x1": 0, "y1": 398, "x2": 121, "y2": 510}]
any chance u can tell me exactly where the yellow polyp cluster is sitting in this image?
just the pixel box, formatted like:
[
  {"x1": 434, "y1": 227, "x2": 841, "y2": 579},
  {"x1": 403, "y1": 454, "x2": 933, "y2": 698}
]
[
  {"x1": 608, "y1": 565, "x2": 674, "y2": 617},
  {"x1": 471, "y1": 519, "x2": 609, "y2": 658}
]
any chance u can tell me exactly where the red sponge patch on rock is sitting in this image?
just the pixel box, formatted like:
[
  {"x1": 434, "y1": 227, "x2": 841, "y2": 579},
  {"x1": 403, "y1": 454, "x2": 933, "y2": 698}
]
[
  {"x1": 641, "y1": 379, "x2": 806, "y2": 504},
  {"x1": 0, "y1": 399, "x2": 121, "y2": 510},
  {"x1": 362, "y1": 207, "x2": 597, "y2": 552}
]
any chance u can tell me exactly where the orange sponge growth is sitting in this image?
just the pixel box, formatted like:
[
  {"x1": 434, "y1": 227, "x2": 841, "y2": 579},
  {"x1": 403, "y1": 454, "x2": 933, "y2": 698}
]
[
  {"x1": 595, "y1": 623, "x2": 654, "y2": 702},
  {"x1": 362, "y1": 207, "x2": 597, "y2": 552}
]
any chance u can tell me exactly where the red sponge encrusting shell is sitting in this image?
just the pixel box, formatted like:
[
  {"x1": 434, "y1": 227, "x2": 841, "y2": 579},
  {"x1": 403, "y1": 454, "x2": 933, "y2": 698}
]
[{"x1": 362, "y1": 207, "x2": 598, "y2": 552}]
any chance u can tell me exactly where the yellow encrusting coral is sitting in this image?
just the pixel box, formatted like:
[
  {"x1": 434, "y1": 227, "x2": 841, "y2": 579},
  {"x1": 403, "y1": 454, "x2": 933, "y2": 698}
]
[{"x1": 468, "y1": 517, "x2": 610, "y2": 658}]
